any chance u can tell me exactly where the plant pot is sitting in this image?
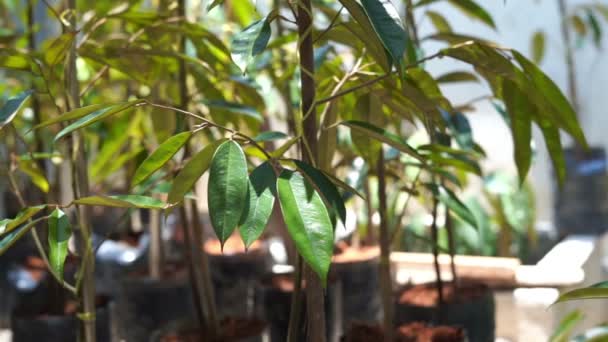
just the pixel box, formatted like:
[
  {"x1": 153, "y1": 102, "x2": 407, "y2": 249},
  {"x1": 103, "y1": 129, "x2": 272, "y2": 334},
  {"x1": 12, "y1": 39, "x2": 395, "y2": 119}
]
[
  {"x1": 113, "y1": 264, "x2": 196, "y2": 341},
  {"x1": 11, "y1": 297, "x2": 112, "y2": 342},
  {"x1": 151, "y1": 317, "x2": 268, "y2": 342},
  {"x1": 340, "y1": 322, "x2": 466, "y2": 342},
  {"x1": 256, "y1": 271, "x2": 341, "y2": 342},
  {"x1": 0, "y1": 256, "x2": 48, "y2": 328},
  {"x1": 395, "y1": 282, "x2": 494, "y2": 342},
  {"x1": 205, "y1": 236, "x2": 272, "y2": 318},
  {"x1": 555, "y1": 146, "x2": 608, "y2": 236},
  {"x1": 331, "y1": 243, "x2": 381, "y2": 330}
]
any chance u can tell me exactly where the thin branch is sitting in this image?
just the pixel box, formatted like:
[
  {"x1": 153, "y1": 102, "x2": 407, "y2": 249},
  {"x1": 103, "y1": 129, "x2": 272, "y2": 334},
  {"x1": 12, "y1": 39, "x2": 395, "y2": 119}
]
[
  {"x1": 314, "y1": 6, "x2": 343, "y2": 44},
  {"x1": 315, "y1": 50, "x2": 444, "y2": 106}
]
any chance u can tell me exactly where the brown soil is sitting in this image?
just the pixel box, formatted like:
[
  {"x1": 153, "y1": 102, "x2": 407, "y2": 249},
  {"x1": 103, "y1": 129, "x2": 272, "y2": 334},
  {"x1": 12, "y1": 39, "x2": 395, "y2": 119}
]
[
  {"x1": 204, "y1": 234, "x2": 263, "y2": 256},
  {"x1": 398, "y1": 282, "x2": 489, "y2": 307},
  {"x1": 397, "y1": 322, "x2": 464, "y2": 342},
  {"x1": 342, "y1": 322, "x2": 465, "y2": 342},
  {"x1": 159, "y1": 317, "x2": 266, "y2": 342},
  {"x1": 332, "y1": 241, "x2": 380, "y2": 264}
]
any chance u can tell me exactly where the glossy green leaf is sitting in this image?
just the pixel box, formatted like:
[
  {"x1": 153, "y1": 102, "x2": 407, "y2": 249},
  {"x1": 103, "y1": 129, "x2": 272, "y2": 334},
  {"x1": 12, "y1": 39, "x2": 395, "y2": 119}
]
[
  {"x1": 74, "y1": 195, "x2": 166, "y2": 209},
  {"x1": 0, "y1": 219, "x2": 42, "y2": 256},
  {"x1": 0, "y1": 205, "x2": 46, "y2": 235},
  {"x1": 239, "y1": 162, "x2": 276, "y2": 248},
  {"x1": 132, "y1": 132, "x2": 192, "y2": 187},
  {"x1": 18, "y1": 160, "x2": 50, "y2": 193},
  {"x1": 253, "y1": 131, "x2": 289, "y2": 142},
  {"x1": 168, "y1": 139, "x2": 226, "y2": 204},
  {"x1": 503, "y1": 79, "x2": 533, "y2": 182},
  {"x1": 555, "y1": 282, "x2": 608, "y2": 304},
  {"x1": 448, "y1": 0, "x2": 496, "y2": 29},
  {"x1": 531, "y1": 31, "x2": 546, "y2": 64},
  {"x1": 360, "y1": 0, "x2": 408, "y2": 66},
  {"x1": 337, "y1": 0, "x2": 391, "y2": 71},
  {"x1": 230, "y1": 16, "x2": 272, "y2": 73},
  {"x1": 436, "y1": 71, "x2": 478, "y2": 84},
  {"x1": 512, "y1": 51, "x2": 587, "y2": 148},
  {"x1": 54, "y1": 100, "x2": 144, "y2": 141},
  {"x1": 294, "y1": 160, "x2": 346, "y2": 225},
  {"x1": 339, "y1": 120, "x2": 422, "y2": 161},
  {"x1": 48, "y1": 209, "x2": 71, "y2": 283},
  {"x1": 208, "y1": 140, "x2": 249, "y2": 245},
  {"x1": 0, "y1": 89, "x2": 33, "y2": 129},
  {"x1": 550, "y1": 310, "x2": 584, "y2": 342},
  {"x1": 277, "y1": 170, "x2": 334, "y2": 285}
]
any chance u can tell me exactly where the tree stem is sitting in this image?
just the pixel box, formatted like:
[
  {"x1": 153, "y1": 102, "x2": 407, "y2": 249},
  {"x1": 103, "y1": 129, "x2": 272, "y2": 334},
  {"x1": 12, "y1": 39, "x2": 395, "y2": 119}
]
[
  {"x1": 430, "y1": 197, "x2": 444, "y2": 323},
  {"x1": 65, "y1": 0, "x2": 96, "y2": 340},
  {"x1": 377, "y1": 152, "x2": 393, "y2": 342},
  {"x1": 296, "y1": 1, "x2": 326, "y2": 341},
  {"x1": 287, "y1": 255, "x2": 304, "y2": 342},
  {"x1": 558, "y1": 0, "x2": 580, "y2": 115}
]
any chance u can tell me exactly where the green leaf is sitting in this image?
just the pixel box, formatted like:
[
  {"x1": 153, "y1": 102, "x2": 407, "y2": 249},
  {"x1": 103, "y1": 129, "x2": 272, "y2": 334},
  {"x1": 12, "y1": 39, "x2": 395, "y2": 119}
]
[
  {"x1": 18, "y1": 160, "x2": 50, "y2": 193},
  {"x1": 48, "y1": 209, "x2": 71, "y2": 284},
  {"x1": 203, "y1": 100, "x2": 262, "y2": 121},
  {"x1": 536, "y1": 115, "x2": 566, "y2": 186},
  {"x1": 531, "y1": 31, "x2": 546, "y2": 64},
  {"x1": 339, "y1": 120, "x2": 422, "y2": 161},
  {"x1": 503, "y1": 79, "x2": 533, "y2": 182},
  {"x1": 448, "y1": 0, "x2": 496, "y2": 29},
  {"x1": 337, "y1": 0, "x2": 391, "y2": 71},
  {"x1": 253, "y1": 131, "x2": 289, "y2": 142},
  {"x1": 31, "y1": 103, "x2": 110, "y2": 130},
  {"x1": 43, "y1": 32, "x2": 76, "y2": 66},
  {"x1": 427, "y1": 11, "x2": 452, "y2": 33},
  {"x1": 230, "y1": 16, "x2": 272, "y2": 73},
  {"x1": 0, "y1": 219, "x2": 42, "y2": 256},
  {"x1": 239, "y1": 162, "x2": 276, "y2": 248},
  {"x1": 168, "y1": 139, "x2": 226, "y2": 204},
  {"x1": 0, "y1": 89, "x2": 33, "y2": 129},
  {"x1": 441, "y1": 111, "x2": 474, "y2": 150},
  {"x1": 74, "y1": 195, "x2": 166, "y2": 209},
  {"x1": 294, "y1": 160, "x2": 347, "y2": 225},
  {"x1": 554, "y1": 282, "x2": 608, "y2": 304},
  {"x1": 428, "y1": 184, "x2": 477, "y2": 229},
  {"x1": 277, "y1": 170, "x2": 334, "y2": 285},
  {"x1": 270, "y1": 135, "x2": 301, "y2": 158},
  {"x1": 0, "y1": 205, "x2": 46, "y2": 236},
  {"x1": 512, "y1": 51, "x2": 587, "y2": 148},
  {"x1": 550, "y1": 310, "x2": 584, "y2": 342},
  {"x1": 436, "y1": 71, "x2": 478, "y2": 84},
  {"x1": 351, "y1": 94, "x2": 383, "y2": 162},
  {"x1": 360, "y1": 0, "x2": 408, "y2": 66},
  {"x1": 208, "y1": 140, "x2": 249, "y2": 246},
  {"x1": 587, "y1": 10, "x2": 602, "y2": 47},
  {"x1": 54, "y1": 100, "x2": 144, "y2": 141},
  {"x1": 132, "y1": 132, "x2": 192, "y2": 187}
]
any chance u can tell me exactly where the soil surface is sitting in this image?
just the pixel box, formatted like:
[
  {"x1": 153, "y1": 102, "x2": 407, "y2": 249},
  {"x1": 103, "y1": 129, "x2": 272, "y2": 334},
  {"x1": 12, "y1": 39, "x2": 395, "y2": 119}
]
[
  {"x1": 342, "y1": 322, "x2": 464, "y2": 342},
  {"x1": 159, "y1": 317, "x2": 266, "y2": 342},
  {"x1": 332, "y1": 242, "x2": 379, "y2": 264},
  {"x1": 204, "y1": 234, "x2": 263, "y2": 256},
  {"x1": 398, "y1": 282, "x2": 489, "y2": 307}
]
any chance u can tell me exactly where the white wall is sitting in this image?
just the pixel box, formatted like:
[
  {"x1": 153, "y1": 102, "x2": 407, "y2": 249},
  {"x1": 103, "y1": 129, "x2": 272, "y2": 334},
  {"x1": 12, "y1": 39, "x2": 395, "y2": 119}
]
[{"x1": 417, "y1": 0, "x2": 608, "y2": 222}]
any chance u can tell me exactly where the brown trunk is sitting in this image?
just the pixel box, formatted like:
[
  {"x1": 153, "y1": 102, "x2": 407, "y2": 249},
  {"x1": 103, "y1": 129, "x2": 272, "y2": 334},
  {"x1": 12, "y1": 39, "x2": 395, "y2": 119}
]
[
  {"x1": 377, "y1": 153, "x2": 393, "y2": 342},
  {"x1": 65, "y1": 0, "x2": 96, "y2": 340},
  {"x1": 296, "y1": 1, "x2": 326, "y2": 341}
]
